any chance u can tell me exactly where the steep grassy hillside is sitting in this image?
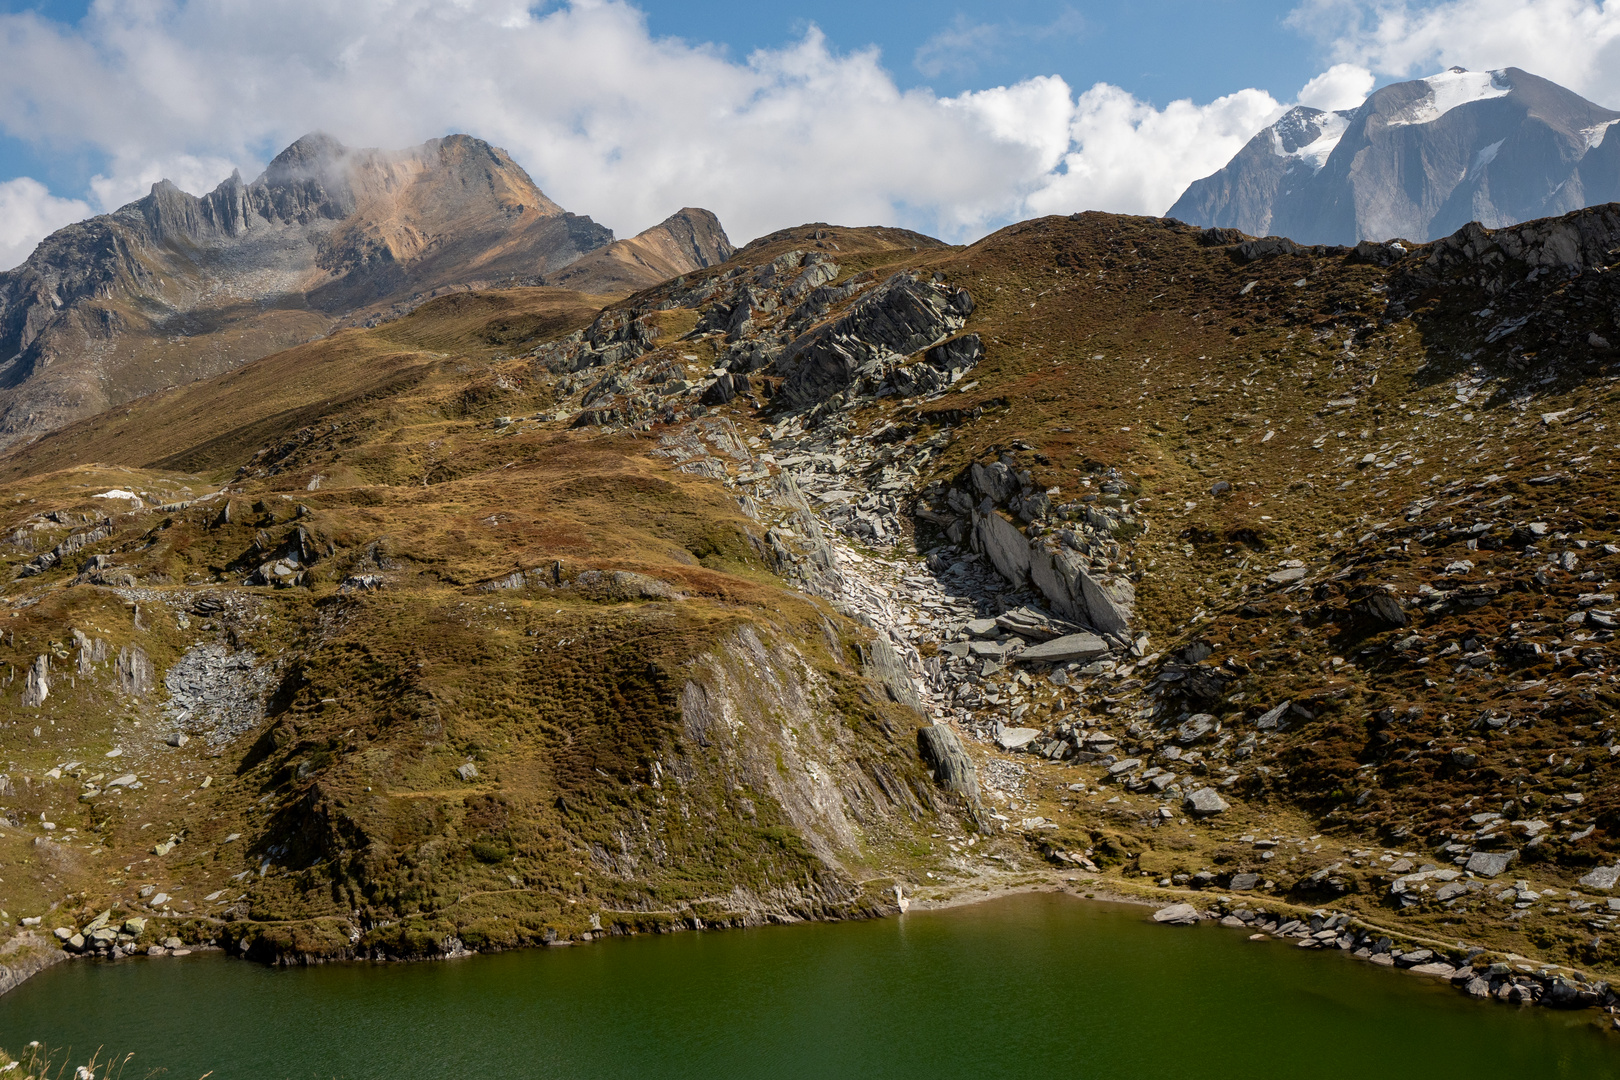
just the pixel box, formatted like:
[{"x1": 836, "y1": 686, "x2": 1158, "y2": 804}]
[
  {"x1": 4, "y1": 207, "x2": 1620, "y2": 1008},
  {"x1": 0, "y1": 235, "x2": 971, "y2": 966},
  {"x1": 510, "y1": 208, "x2": 1620, "y2": 985}
]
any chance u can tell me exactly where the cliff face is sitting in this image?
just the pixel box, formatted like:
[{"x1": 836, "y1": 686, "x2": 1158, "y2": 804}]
[
  {"x1": 542, "y1": 208, "x2": 736, "y2": 295},
  {"x1": 0, "y1": 134, "x2": 730, "y2": 448},
  {"x1": 1170, "y1": 68, "x2": 1620, "y2": 244}
]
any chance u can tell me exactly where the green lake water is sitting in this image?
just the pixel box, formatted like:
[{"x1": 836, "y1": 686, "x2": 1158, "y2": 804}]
[{"x1": 2, "y1": 892, "x2": 1616, "y2": 1079}]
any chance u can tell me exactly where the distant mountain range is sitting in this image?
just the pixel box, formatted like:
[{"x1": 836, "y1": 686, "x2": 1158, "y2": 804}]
[
  {"x1": 0, "y1": 133, "x2": 732, "y2": 447},
  {"x1": 1169, "y1": 67, "x2": 1620, "y2": 244}
]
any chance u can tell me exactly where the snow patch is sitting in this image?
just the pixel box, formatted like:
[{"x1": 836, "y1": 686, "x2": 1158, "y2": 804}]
[
  {"x1": 1584, "y1": 119, "x2": 1620, "y2": 150},
  {"x1": 1386, "y1": 68, "x2": 1511, "y2": 127},
  {"x1": 1269, "y1": 109, "x2": 1351, "y2": 171},
  {"x1": 1473, "y1": 139, "x2": 1505, "y2": 171},
  {"x1": 93, "y1": 489, "x2": 140, "y2": 501}
]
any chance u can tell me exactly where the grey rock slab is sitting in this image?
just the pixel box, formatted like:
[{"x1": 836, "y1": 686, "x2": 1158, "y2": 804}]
[
  {"x1": 1229, "y1": 872, "x2": 1261, "y2": 890},
  {"x1": 1152, "y1": 903, "x2": 1200, "y2": 925},
  {"x1": 1184, "y1": 787, "x2": 1230, "y2": 817},
  {"x1": 1265, "y1": 567, "x2": 1307, "y2": 586},
  {"x1": 1017, "y1": 633, "x2": 1109, "y2": 664},
  {"x1": 974, "y1": 508, "x2": 1031, "y2": 586},
  {"x1": 917, "y1": 723, "x2": 982, "y2": 806},
  {"x1": 1578, "y1": 864, "x2": 1620, "y2": 890},
  {"x1": 1255, "y1": 701, "x2": 1291, "y2": 730},
  {"x1": 1176, "y1": 714, "x2": 1216, "y2": 744},
  {"x1": 994, "y1": 726, "x2": 1042, "y2": 752},
  {"x1": 1465, "y1": 849, "x2": 1518, "y2": 877}
]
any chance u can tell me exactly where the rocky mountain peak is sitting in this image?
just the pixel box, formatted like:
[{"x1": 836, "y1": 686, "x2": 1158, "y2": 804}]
[
  {"x1": 536, "y1": 206, "x2": 735, "y2": 293},
  {"x1": 0, "y1": 131, "x2": 725, "y2": 447},
  {"x1": 653, "y1": 208, "x2": 735, "y2": 269},
  {"x1": 258, "y1": 131, "x2": 351, "y2": 186}
]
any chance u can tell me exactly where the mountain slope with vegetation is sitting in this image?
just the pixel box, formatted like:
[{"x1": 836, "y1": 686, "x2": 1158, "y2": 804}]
[{"x1": 2, "y1": 205, "x2": 1620, "y2": 1014}]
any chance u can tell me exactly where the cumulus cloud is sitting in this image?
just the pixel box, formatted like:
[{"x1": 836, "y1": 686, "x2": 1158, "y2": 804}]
[
  {"x1": 1289, "y1": 0, "x2": 1620, "y2": 106},
  {"x1": 1026, "y1": 85, "x2": 1287, "y2": 219},
  {"x1": 0, "y1": 0, "x2": 1308, "y2": 265},
  {"x1": 0, "y1": 178, "x2": 92, "y2": 271},
  {"x1": 1297, "y1": 62, "x2": 1376, "y2": 110}
]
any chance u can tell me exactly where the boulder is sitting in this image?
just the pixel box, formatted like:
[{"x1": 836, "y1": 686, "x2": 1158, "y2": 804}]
[
  {"x1": 1255, "y1": 701, "x2": 1291, "y2": 730},
  {"x1": 1077, "y1": 568, "x2": 1134, "y2": 637},
  {"x1": 1152, "y1": 903, "x2": 1200, "y2": 925},
  {"x1": 1017, "y1": 633, "x2": 1110, "y2": 665},
  {"x1": 971, "y1": 461, "x2": 1019, "y2": 505},
  {"x1": 1578, "y1": 864, "x2": 1620, "y2": 890},
  {"x1": 1464, "y1": 849, "x2": 1517, "y2": 877},
  {"x1": 1229, "y1": 872, "x2": 1260, "y2": 890},
  {"x1": 1362, "y1": 592, "x2": 1409, "y2": 626},
  {"x1": 1176, "y1": 714, "x2": 1216, "y2": 744},
  {"x1": 994, "y1": 726, "x2": 1042, "y2": 752},
  {"x1": 456, "y1": 762, "x2": 479, "y2": 782},
  {"x1": 1027, "y1": 543, "x2": 1134, "y2": 635},
  {"x1": 1184, "y1": 787, "x2": 1230, "y2": 817},
  {"x1": 974, "y1": 508, "x2": 1030, "y2": 586}
]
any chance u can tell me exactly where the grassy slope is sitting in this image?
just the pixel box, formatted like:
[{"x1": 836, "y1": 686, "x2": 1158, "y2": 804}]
[
  {"x1": 0, "y1": 264, "x2": 948, "y2": 963},
  {"x1": 668, "y1": 212, "x2": 1620, "y2": 974},
  {"x1": 3, "y1": 209, "x2": 1620, "y2": 982}
]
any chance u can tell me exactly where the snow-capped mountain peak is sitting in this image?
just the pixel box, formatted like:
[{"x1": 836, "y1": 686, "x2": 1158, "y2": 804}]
[
  {"x1": 1385, "y1": 67, "x2": 1512, "y2": 128},
  {"x1": 1270, "y1": 107, "x2": 1353, "y2": 171},
  {"x1": 1169, "y1": 66, "x2": 1620, "y2": 244}
]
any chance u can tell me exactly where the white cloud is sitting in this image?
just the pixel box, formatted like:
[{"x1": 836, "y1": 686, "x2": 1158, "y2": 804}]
[
  {"x1": 89, "y1": 153, "x2": 245, "y2": 213},
  {"x1": 0, "y1": 0, "x2": 1319, "y2": 263},
  {"x1": 1297, "y1": 62, "x2": 1376, "y2": 110},
  {"x1": 1027, "y1": 85, "x2": 1287, "y2": 218},
  {"x1": 0, "y1": 178, "x2": 92, "y2": 271},
  {"x1": 1289, "y1": 0, "x2": 1620, "y2": 106}
]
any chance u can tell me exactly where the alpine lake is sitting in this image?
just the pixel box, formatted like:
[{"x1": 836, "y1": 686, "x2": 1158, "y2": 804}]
[{"x1": 3, "y1": 891, "x2": 1616, "y2": 1079}]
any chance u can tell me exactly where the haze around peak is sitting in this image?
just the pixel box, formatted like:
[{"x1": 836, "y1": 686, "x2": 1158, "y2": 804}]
[{"x1": 2, "y1": 0, "x2": 1620, "y2": 269}]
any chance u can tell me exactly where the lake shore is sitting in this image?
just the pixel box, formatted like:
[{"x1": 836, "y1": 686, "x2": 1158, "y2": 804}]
[{"x1": 4, "y1": 865, "x2": 1617, "y2": 1035}]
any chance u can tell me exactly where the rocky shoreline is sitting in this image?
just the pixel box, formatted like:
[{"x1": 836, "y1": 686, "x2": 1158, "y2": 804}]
[
  {"x1": 10, "y1": 867, "x2": 1620, "y2": 1036},
  {"x1": 1147, "y1": 895, "x2": 1620, "y2": 1021}
]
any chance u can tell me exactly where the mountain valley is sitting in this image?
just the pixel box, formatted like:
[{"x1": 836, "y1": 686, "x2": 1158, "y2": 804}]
[{"x1": 1, "y1": 193, "x2": 1619, "y2": 1024}]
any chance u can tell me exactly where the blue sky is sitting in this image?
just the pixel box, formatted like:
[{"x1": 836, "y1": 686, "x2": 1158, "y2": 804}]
[
  {"x1": 634, "y1": 1, "x2": 1320, "y2": 101},
  {"x1": 0, "y1": 0, "x2": 1616, "y2": 267}
]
